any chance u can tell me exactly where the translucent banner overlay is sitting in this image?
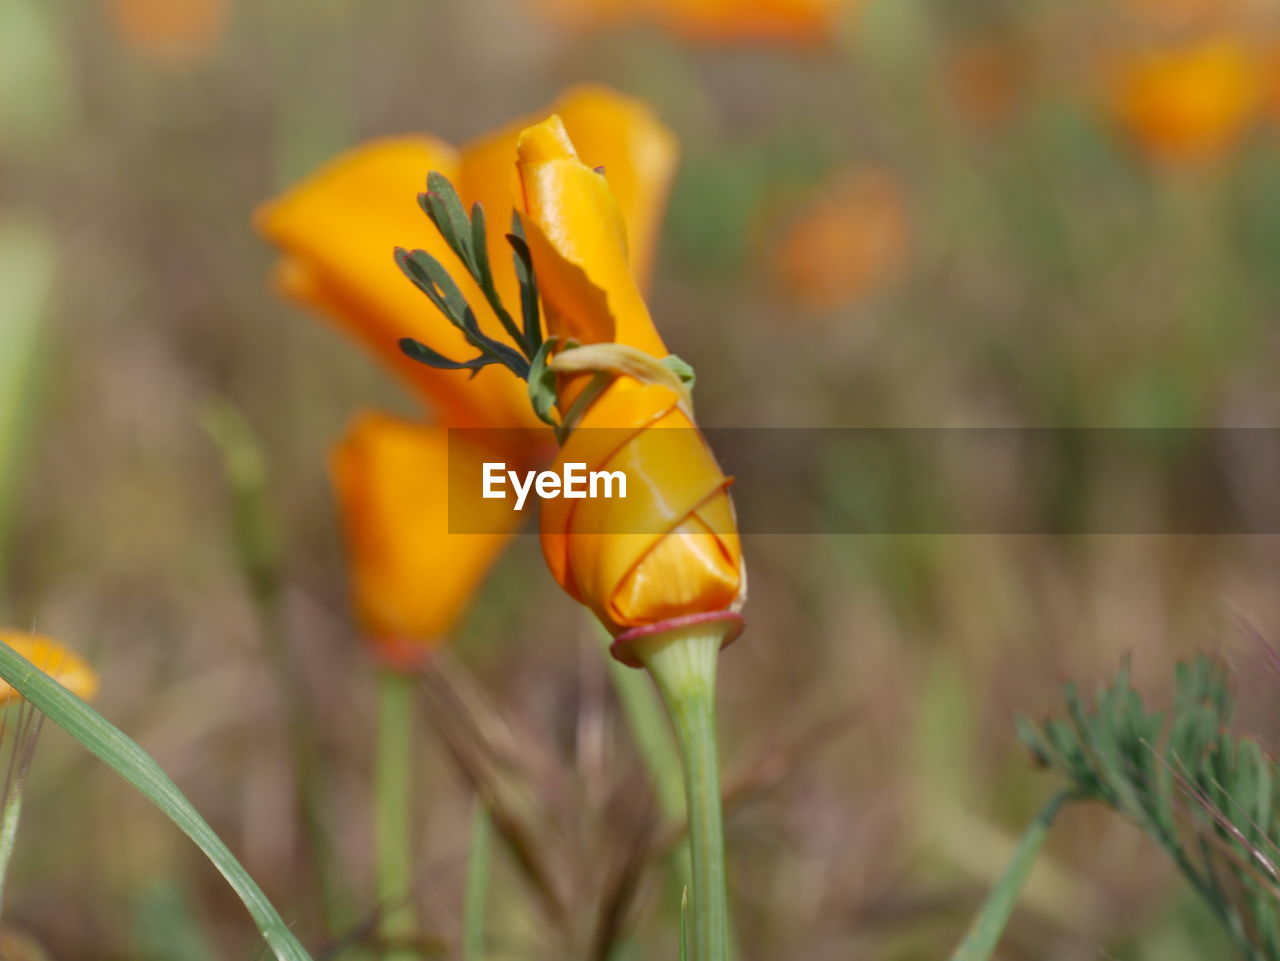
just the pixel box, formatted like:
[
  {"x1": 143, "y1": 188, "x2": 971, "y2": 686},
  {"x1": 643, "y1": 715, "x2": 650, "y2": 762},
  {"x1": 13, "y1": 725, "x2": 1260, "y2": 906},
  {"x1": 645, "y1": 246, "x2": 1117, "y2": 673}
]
[{"x1": 447, "y1": 428, "x2": 1280, "y2": 534}]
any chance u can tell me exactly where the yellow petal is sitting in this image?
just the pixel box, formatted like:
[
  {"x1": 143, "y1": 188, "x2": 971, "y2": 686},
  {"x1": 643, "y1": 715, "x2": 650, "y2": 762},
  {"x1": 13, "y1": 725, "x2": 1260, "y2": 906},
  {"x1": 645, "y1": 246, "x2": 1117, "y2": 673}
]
[
  {"x1": 331, "y1": 412, "x2": 520, "y2": 650},
  {"x1": 0, "y1": 632, "x2": 99, "y2": 704},
  {"x1": 459, "y1": 85, "x2": 678, "y2": 305},
  {"x1": 257, "y1": 138, "x2": 539, "y2": 431},
  {"x1": 516, "y1": 116, "x2": 668, "y2": 356}
]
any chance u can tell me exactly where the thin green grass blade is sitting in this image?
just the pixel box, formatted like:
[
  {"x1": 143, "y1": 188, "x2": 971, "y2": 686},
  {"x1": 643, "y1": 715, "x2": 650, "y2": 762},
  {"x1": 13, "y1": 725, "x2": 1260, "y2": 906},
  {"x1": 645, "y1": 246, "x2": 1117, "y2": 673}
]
[
  {"x1": 679, "y1": 887, "x2": 689, "y2": 961},
  {"x1": 0, "y1": 643, "x2": 313, "y2": 961},
  {"x1": 947, "y1": 792, "x2": 1071, "y2": 961},
  {"x1": 463, "y1": 802, "x2": 492, "y2": 961},
  {"x1": 0, "y1": 222, "x2": 53, "y2": 594}
]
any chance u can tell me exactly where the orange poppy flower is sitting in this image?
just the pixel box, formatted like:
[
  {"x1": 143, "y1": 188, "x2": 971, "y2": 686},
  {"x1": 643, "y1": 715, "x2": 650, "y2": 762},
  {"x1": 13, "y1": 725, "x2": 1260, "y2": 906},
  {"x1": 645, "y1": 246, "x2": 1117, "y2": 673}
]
[
  {"x1": 330, "y1": 413, "x2": 520, "y2": 667},
  {"x1": 262, "y1": 89, "x2": 686, "y2": 658},
  {"x1": 517, "y1": 117, "x2": 744, "y2": 646},
  {"x1": 0, "y1": 631, "x2": 99, "y2": 704},
  {"x1": 257, "y1": 85, "x2": 677, "y2": 433}
]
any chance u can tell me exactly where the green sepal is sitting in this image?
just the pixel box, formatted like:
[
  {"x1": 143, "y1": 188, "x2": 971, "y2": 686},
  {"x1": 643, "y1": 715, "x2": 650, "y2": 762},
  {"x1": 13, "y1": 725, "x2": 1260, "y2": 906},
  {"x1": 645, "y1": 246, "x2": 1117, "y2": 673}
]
[
  {"x1": 469, "y1": 202, "x2": 528, "y2": 352},
  {"x1": 420, "y1": 172, "x2": 475, "y2": 273},
  {"x1": 395, "y1": 247, "x2": 529, "y2": 379},
  {"x1": 525, "y1": 337, "x2": 560, "y2": 428},
  {"x1": 661, "y1": 354, "x2": 697, "y2": 390},
  {"x1": 508, "y1": 215, "x2": 541, "y2": 350},
  {"x1": 399, "y1": 337, "x2": 498, "y2": 374}
]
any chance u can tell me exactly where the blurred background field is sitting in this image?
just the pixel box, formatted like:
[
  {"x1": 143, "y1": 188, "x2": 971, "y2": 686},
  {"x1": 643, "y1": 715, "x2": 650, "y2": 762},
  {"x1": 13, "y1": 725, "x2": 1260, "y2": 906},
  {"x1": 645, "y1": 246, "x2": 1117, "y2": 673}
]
[{"x1": 4, "y1": 0, "x2": 1280, "y2": 958}]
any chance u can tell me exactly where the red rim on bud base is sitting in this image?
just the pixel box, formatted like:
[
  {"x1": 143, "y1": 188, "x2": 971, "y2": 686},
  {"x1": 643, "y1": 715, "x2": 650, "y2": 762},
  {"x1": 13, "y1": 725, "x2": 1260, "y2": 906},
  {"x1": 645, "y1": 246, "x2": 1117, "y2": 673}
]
[{"x1": 610, "y1": 611, "x2": 745, "y2": 668}]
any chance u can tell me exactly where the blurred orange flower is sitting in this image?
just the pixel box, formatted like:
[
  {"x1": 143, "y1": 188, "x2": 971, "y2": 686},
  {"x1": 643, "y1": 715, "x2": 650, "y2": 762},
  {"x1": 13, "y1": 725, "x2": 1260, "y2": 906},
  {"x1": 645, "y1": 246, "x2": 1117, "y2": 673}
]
[
  {"x1": 106, "y1": 0, "x2": 230, "y2": 67},
  {"x1": 532, "y1": 0, "x2": 858, "y2": 45},
  {"x1": 772, "y1": 168, "x2": 909, "y2": 313},
  {"x1": 330, "y1": 414, "x2": 519, "y2": 666},
  {"x1": 257, "y1": 85, "x2": 677, "y2": 433},
  {"x1": 1109, "y1": 36, "x2": 1264, "y2": 167},
  {"x1": 517, "y1": 117, "x2": 743, "y2": 643},
  {"x1": 1117, "y1": 0, "x2": 1251, "y2": 30},
  {"x1": 0, "y1": 631, "x2": 98, "y2": 704}
]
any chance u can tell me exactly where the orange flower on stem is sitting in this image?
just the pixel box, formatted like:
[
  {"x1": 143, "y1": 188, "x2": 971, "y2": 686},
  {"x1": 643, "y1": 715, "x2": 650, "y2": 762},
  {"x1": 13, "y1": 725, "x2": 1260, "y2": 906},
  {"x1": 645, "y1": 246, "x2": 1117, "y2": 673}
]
[
  {"x1": 513, "y1": 114, "x2": 741, "y2": 961},
  {"x1": 259, "y1": 89, "x2": 680, "y2": 955},
  {"x1": 386, "y1": 108, "x2": 743, "y2": 960}
]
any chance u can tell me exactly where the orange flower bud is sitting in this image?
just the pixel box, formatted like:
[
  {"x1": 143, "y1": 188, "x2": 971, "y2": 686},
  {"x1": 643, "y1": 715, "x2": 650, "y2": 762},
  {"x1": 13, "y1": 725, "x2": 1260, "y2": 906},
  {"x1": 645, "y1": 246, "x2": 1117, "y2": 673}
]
[
  {"x1": 1108, "y1": 37, "x2": 1263, "y2": 168},
  {"x1": 516, "y1": 117, "x2": 744, "y2": 646},
  {"x1": 330, "y1": 413, "x2": 519, "y2": 667},
  {"x1": 0, "y1": 631, "x2": 99, "y2": 704}
]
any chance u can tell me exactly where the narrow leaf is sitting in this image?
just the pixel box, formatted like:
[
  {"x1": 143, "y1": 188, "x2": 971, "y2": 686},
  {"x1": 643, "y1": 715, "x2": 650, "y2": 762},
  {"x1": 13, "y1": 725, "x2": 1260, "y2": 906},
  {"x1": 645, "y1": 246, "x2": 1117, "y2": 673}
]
[
  {"x1": 947, "y1": 792, "x2": 1070, "y2": 961},
  {"x1": 507, "y1": 218, "x2": 542, "y2": 350},
  {"x1": 0, "y1": 643, "x2": 313, "y2": 961},
  {"x1": 399, "y1": 249, "x2": 528, "y2": 377},
  {"x1": 525, "y1": 338, "x2": 559, "y2": 428},
  {"x1": 396, "y1": 248, "x2": 468, "y2": 327},
  {"x1": 471, "y1": 202, "x2": 527, "y2": 352},
  {"x1": 399, "y1": 338, "x2": 496, "y2": 373},
  {"x1": 463, "y1": 802, "x2": 492, "y2": 961},
  {"x1": 421, "y1": 172, "x2": 475, "y2": 272}
]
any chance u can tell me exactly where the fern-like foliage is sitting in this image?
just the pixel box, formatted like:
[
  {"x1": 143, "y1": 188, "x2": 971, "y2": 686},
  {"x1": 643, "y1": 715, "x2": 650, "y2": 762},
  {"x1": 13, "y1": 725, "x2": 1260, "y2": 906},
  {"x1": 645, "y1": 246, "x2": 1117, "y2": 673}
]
[{"x1": 1018, "y1": 656, "x2": 1280, "y2": 960}]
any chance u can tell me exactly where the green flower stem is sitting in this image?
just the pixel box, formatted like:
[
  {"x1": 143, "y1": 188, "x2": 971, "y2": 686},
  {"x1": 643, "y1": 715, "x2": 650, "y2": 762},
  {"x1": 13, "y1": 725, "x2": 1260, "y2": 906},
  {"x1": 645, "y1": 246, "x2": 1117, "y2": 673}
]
[
  {"x1": 462, "y1": 801, "x2": 491, "y2": 961},
  {"x1": 605, "y1": 647, "x2": 687, "y2": 823},
  {"x1": 0, "y1": 787, "x2": 24, "y2": 915},
  {"x1": 947, "y1": 791, "x2": 1071, "y2": 961},
  {"x1": 376, "y1": 669, "x2": 417, "y2": 960},
  {"x1": 203, "y1": 403, "x2": 348, "y2": 932},
  {"x1": 0, "y1": 223, "x2": 52, "y2": 607},
  {"x1": 634, "y1": 626, "x2": 730, "y2": 961}
]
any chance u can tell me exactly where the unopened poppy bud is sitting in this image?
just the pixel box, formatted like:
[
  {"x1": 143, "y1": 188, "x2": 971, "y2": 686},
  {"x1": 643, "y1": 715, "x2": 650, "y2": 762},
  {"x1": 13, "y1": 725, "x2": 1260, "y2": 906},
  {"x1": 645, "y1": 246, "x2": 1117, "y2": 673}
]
[{"x1": 516, "y1": 116, "x2": 745, "y2": 655}]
